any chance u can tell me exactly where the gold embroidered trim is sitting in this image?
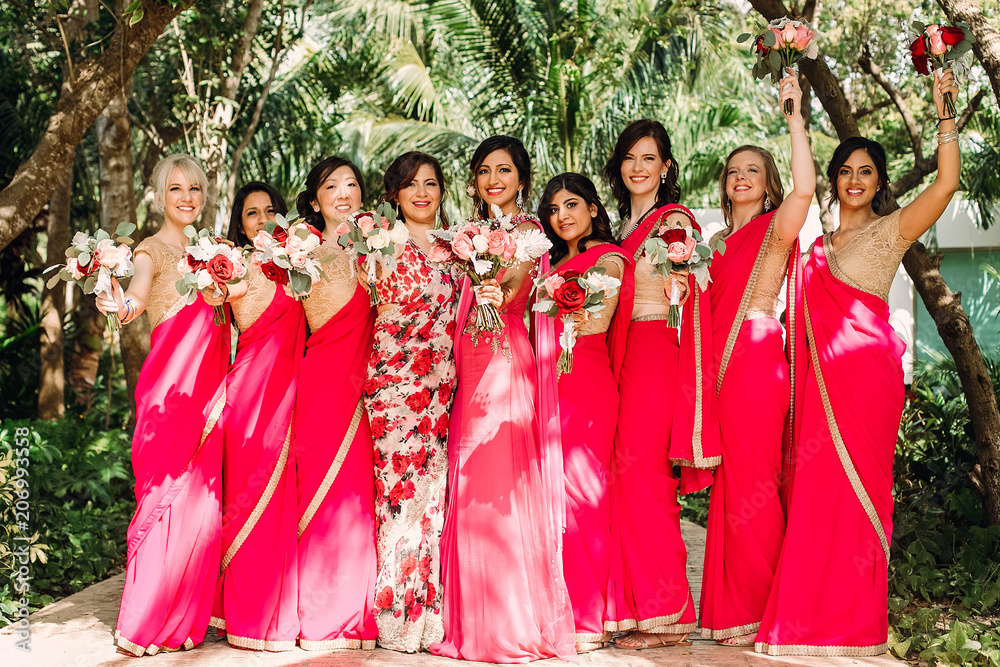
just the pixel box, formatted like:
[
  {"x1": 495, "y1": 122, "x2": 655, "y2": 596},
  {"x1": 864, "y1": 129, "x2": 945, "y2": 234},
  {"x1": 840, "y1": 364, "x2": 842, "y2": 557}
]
[
  {"x1": 631, "y1": 313, "x2": 669, "y2": 322},
  {"x1": 717, "y1": 219, "x2": 773, "y2": 394},
  {"x1": 221, "y1": 424, "x2": 292, "y2": 571},
  {"x1": 226, "y1": 632, "x2": 296, "y2": 652},
  {"x1": 299, "y1": 637, "x2": 377, "y2": 651},
  {"x1": 755, "y1": 641, "x2": 888, "y2": 657},
  {"x1": 803, "y1": 293, "x2": 890, "y2": 562},
  {"x1": 690, "y1": 286, "x2": 718, "y2": 467},
  {"x1": 576, "y1": 631, "x2": 611, "y2": 643},
  {"x1": 209, "y1": 616, "x2": 226, "y2": 630},
  {"x1": 604, "y1": 599, "x2": 689, "y2": 633},
  {"x1": 298, "y1": 401, "x2": 363, "y2": 536},
  {"x1": 701, "y1": 621, "x2": 760, "y2": 640},
  {"x1": 114, "y1": 630, "x2": 196, "y2": 657},
  {"x1": 202, "y1": 391, "x2": 226, "y2": 448},
  {"x1": 785, "y1": 250, "x2": 799, "y2": 472},
  {"x1": 745, "y1": 309, "x2": 775, "y2": 320}
]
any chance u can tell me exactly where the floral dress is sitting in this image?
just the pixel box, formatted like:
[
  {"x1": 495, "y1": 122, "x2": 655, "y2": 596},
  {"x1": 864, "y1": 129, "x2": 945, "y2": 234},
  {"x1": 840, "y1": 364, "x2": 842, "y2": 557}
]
[{"x1": 364, "y1": 240, "x2": 457, "y2": 652}]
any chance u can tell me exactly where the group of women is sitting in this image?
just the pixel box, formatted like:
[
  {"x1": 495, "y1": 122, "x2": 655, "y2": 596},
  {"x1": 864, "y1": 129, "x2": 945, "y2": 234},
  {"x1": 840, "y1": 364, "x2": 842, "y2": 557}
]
[{"x1": 97, "y1": 67, "x2": 962, "y2": 661}]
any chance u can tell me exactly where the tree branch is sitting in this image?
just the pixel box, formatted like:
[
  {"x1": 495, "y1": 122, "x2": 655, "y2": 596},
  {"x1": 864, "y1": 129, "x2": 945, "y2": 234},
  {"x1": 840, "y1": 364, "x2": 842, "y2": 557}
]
[
  {"x1": 937, "y1": 0, "x2": 1000, "y2": 107},
  {"x1": 858, "y1": 44, "x2": 925, "y2": 168},
  {"x1": 853, "y1": 98, "x2": 894, "y2": 120}
]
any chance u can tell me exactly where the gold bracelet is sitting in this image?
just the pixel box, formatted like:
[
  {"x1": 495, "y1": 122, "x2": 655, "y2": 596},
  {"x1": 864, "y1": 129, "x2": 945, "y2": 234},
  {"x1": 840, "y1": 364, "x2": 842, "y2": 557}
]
[{"x1": 937, "y1": 129, "x2": 959, "y2": 145}]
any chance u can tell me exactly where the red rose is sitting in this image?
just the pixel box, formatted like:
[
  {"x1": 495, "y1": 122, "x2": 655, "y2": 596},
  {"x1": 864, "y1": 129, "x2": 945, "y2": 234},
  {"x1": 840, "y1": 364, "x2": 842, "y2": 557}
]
[
  {"x1": 389, "y1": 480, "x2": 404, "y2": 506},
  {"x1": 401, "y1": 554, "x2": 418, "y2": 577},
  {"x1": 433, "y1": 413, "x2": 449, "y2": 438},
  {"x1": 370, "y1": 416, "x2": 388, "y2": 440},
  {"x1": 402, "y1": 479, "x2": 415, "y2": 500},
  {"x1": 445, "y1": 320, "x2": 456, "y2": 337},
  {"x1": 939, "y1": 26, "x2": 965, "y2": 46},
  {"x1": 560, "y1": 270, "x2": 581, "y2": 281},
  {"x1": 375, "y1": 478, "x2": 385, "y2": 498},
  {"x1": 552, "y1": 281, "x2": 586, "y2": 314},
  {"x1": 408, "y1": 603, "x2": 423, "y2": 619},
  {"x1": 426, "y1": 582, "x2": 436, "y2": 604},
  {"x1": 411, "y1": 446, "x2": 427, "y2": 470},
  {"x1": 206, "y1": 254, "x2": 234, "y2": 283},
  {"x1": 186, "y1": 254, "x2": 207, "y2": 272},
  {"x1": 662, "y1": 228, "x2": 686, "y2": 245},
  {"x1": 374, "y1": 448, "x2": 387, "y2": 469},
  {"x1": 438, "y1": 382, "x2": 453, "y2": 405},
  {"x1": 374, "y1": 586, "x2": 394, "y2": 609},
  {"x1": 418, "y1": 555, "x2": 431, "y2": 581},
  {"x1": 392, "y1": 451, "x2": 410, "y2": 475},
  {"x1": 417, "y1": 417, "x2": 432, "y2": 435},
  {"x1": 405, "y1": 388, "x2": 432, "y2": 413},
  {"x1": 410, "y1": 348, "x2": 434, "y2": 377},
  {"x1": 404, "y1": 588, "x2": 415, "y2": 607},
  {"x1": 273, "y1": 226, "x2": 288, "y2": 243},
  {"x1": 909, "y1": 36, "x2": 930, "y2": 75},
  {"x1": 260, "y1": 260, "x2": 288, "y2": 285},
  {"x1": 363, "y1": 377, "x2": 379, "y2": 396},
  {"x1": 754, "y1": 34, "x2": 769, "y2": 55},
  {"x1": 304, "y1": 223, "x2": 323, "y2": 240}
]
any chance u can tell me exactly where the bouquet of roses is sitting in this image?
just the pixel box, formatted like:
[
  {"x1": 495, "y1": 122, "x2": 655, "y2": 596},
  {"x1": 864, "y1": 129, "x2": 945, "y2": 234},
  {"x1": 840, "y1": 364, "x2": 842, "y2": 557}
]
[
  {"x1": 739, "y1": 17, "x2": 819, "y2": 114},
  {"x1": 334, "y1": 203, "x2": 409, "y2": 305},
  {"x1": 532, "y1": 266, "x2": 621, "y2": 377},
  {"x1": 175, "y1": 226, "x2": 247, "y2": 325},
  {"x1": 44, "y1": 222, "x2": 137, "y2": 332},
  {"x1": 426, "y1": 205, "x2": 552, "y2": 332},
  {"x1": 643, "y1": 222, "x2": 725, "y2": 328},
  {"x1": 908, "y1": 21, "x2": 975, "y2": 117},
  {"x1": 249, "y1": 213, "x2": 329, "y2": 300}
]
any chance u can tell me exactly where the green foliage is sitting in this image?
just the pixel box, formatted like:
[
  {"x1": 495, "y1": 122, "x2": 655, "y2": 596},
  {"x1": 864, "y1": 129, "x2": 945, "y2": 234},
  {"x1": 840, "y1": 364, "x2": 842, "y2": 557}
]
[{"x1": 678, "y1": 486, "x2": 709, "y2": 526}]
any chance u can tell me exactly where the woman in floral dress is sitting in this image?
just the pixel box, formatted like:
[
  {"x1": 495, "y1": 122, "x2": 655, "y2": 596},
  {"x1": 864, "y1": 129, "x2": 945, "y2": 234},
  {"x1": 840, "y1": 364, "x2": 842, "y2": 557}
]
[{"x1": 363, "y1": 152, "x2": 457, "y2": 652}]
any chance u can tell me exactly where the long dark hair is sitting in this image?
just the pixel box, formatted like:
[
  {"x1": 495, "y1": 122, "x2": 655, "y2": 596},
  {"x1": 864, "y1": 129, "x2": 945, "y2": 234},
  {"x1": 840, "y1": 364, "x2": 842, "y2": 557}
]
[
  {"x1": 718, "y1": 145, "x2": 784, "y2": 229},
  {"x1": 381, "y1": 151, "x2": 449, "y2": 227},
  {"x1": 603, "y1": 119, "x2": 680, "y2": 223},
  {"x1": 469, "y1": 135, "x2": 532, "y2": 219},
  {"x1": 826, "y1": 136, "x2": 899, "y2": 216},
  {"x1": 537, "y1": 173, "x2": 617, "y2": 265},
  {"x1": 295, "y1": 156, "x2": 366, "y2": 232},
  {"x1": 227, "y1": 182, "x2": 288, "y2": 247}
]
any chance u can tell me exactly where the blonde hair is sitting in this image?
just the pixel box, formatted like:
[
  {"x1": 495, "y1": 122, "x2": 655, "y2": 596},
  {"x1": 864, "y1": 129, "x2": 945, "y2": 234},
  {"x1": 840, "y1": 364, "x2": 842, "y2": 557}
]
[
  {"x1": 150, "y1": 154, "x2": 209, "y2": 212},
  {"x1": 718, "y1": 145, "x2": 784, "y2": 229}
]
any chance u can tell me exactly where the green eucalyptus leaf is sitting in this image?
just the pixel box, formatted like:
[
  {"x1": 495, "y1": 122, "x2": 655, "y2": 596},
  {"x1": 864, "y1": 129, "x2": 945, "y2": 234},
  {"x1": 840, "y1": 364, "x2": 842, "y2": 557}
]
[
  {"x1": 763, "y1": 30, "x2": 776, "y2": 47},
  {"x1": 114, "y1": 222, "x2": 137, "y2": 237},
  {"x1": 46, "y1": 274, "x2": 62, "y2": 290},
  {"x1": 737, "y1": 32, "x2": 751, "y2": 43},
  {"x1": 83, "y1": 275, "x2": 97, "y2": 294}
]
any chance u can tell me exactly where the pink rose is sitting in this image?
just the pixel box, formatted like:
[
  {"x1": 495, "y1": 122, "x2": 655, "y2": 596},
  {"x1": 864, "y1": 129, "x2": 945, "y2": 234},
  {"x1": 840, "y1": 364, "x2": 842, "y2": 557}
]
[
  {"x1": 926, "y1": 25, "x2": 947, "y2": 55},
  {"x1": 252, "y1": 230, "x2": 274, "y2": 251},
  {"x1": 96, "y1": 245, "x2": 122, "y2": 269},
  {"x1": 289, "y1": 249, "x2": 308, "y2": 269},
  {"x1": 502, "y1": 235, "x2": 518, "y2": 261},
  {"x1": 379, "y1": 216, "x2": 391, "y2": 230},
  {"x1": 487, "y1": 230, "x2": 508, "y2": 256},
  {"x1": 666, "y1": 237, "x2": 697, "y2": 263},
  {"x1": 357, "y1": 213, "x2": 376, "y2": 233},
  {"x1": 334, "y1": 222, "x2": 350, "y2": 236},
  {"x1": 780, "y1": 23, "x2": 797, "y2": 45},
  {"x1": 771, "y1": 27, "x2": 784, "y2": 47},
  {"x1": 793, "y1": 25, "x2": 813, "y2": 50},
  {"x1": 67, "y1": 257, "x2": 85, "y2": 280},
  {"x1": 451, "y1": 234, "x2": 475, "y2": 260},
  {"x1": 543, "y1": 274, "x2": 565, "y2": 295},
  {"x1": 250, "y1": 251, "x2": 264, "y2": 270},
  {"x1": 428, "y1": 241, "x2": 455, "y2": 264}
]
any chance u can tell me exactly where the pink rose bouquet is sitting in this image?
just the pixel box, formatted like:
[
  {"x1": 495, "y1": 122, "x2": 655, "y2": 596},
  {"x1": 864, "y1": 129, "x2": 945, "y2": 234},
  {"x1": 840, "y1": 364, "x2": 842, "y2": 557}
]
[
  {"x1": 248, "y1": 213, "x2": 328, "y2": 300},
  {"x1": 642, "y1": 220, "x2": 725, "y2": 327},
  {"x1": 908, "y1": 21, "x2": 975, "y2": 117},
  {"x1": 44, "y1": 222, "x2": 137, "y2": 332},
  {"x1": 175, "y1": 226, "x2": 247, "y2": 325},
  {"x1": 427, "y1": 205, "x2": 551, "y2": 333},
  {"x1": 335, "y1": 202, "x2": 408, "y2": 305},
  {"x1": 532, "y1": 266, "x2": 621, "y2": 376},
  {"x1": 739, "y1": 17, "x2": 819, "y2": 114}
]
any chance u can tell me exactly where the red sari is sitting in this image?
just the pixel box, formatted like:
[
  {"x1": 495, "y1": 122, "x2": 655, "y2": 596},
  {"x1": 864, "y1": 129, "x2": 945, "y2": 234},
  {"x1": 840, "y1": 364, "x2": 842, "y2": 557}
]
[
  {"x1": 211, "y1": 275, "x2": 305, "y2": 650},
  {"x1": 295, "y1": 276, "x2": 379, "y2": 650},
  {"x1": 115, "y1": 237, "x2": 230, "y2": 656},
  {"x1": 606, "y1": 204, "x2": 719, "y2": 636},
  {"x1": 755, "y1": 235, "x2": 900, "y2": 656},
  {"x1": 547, "y1": 243, "x2": 634, "y2": 643},
  {"x1": 700, "y1": 212, "x2": 800, "y2": 640}
]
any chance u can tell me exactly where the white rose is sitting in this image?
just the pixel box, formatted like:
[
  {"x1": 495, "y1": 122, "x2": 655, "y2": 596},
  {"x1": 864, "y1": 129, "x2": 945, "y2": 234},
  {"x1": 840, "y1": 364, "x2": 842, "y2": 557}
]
[
  {"x1": 196, "y1": 269, "x2": 214, "y2": 290},
  {"x1": 367, "y1": 228, "x2": 391, "y2": 250},
  {"x1": 389, "y1": 222, "x2": 410, "y2": 245},
  {"x1": 472, "y1": 234, "x2": 489, "y2": 254},
  {"x1": 301, "y1": 234, "x2": 321, "y2": 252}
]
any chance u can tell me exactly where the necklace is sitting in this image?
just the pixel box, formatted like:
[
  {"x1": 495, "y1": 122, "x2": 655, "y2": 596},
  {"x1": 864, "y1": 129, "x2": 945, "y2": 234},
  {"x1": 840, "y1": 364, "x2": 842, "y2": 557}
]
[{"x1": 618, "y1": 204, "x2": 658, "y2": 242}]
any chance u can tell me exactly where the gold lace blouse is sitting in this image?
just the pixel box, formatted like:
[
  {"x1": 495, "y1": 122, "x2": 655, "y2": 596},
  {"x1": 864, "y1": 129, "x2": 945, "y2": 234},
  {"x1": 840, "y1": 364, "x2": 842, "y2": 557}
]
[
  {"x1": 748, "y1": 231, "x2": 794, "y2": 319},
  {"x1": 825, "y1": 209, "x2": 912, "y2": 302},
  {"x1": 302, "y1": 242, "x2": 360, "y2": 330},
  {"x1": 134, "y1": 236, "x2": 186, "y2": 330},
  {"x1": 230, "y1": 267, "x2": 277, "y2": 332}
]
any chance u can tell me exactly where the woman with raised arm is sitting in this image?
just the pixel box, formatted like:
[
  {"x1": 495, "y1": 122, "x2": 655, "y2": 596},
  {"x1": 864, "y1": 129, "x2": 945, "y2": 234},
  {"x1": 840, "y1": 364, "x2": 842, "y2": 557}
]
[
  {"x1": 96, "y1": 154, "x2": 234, "y2": 656},
  {"x1": 293, "y1": 157, "x2": 379, "y2": 651},
  {"x1": 365, "y1": 152, "x2": 457, "y2": 652},
  {"x1": 603, "y1": 120, "x2": 720, "y2": 651},
  {"x1": 537, "y1": 173, "x2": 635, "y2": 653},
  {"x1": 700, "y1": 71, "x2": 814, "y2": 647},
  {"x1": 430, "y1": 136, "x2": 576, "y2": 663},
  {"x1": 755, "y1": 70, "x2": 961, "y2": 657},
  {"x1": 209, "y1": 182, "x2": 303, "y2": 651}
]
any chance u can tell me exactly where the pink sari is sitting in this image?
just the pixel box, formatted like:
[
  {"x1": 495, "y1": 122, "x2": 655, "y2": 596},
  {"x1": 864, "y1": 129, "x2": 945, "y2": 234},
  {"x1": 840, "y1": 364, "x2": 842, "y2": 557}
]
[
  {"x1": 211, "y1": 283, "x2": 305, "y2": 650},
  {"x1": 431, "y1": 216, "x2": 576, "y2": 663},
  {"x1": 755, "y1": 236, "x2": 899, "y2": 656},
  {"x1": 295, "y1": 284, "x2": 379, "y2": 650},
  {"x1": 606, "y1": 204, "x2": 719, "y2": 636},
  {"x1": 700, "y1": 212, "x2": 799, "y2": 640},
  {"x1": 548, "y1": 244, "x2": 634, "y2": 643},
  {"x1": 115, "y1": 291, "x2": 229, "y2": 656}
]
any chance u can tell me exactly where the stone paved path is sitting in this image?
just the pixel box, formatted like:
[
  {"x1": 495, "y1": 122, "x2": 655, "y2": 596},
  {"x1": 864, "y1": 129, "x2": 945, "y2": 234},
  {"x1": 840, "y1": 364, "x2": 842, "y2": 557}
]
[{"x1": 1, "y1": 521, "x2": 899, "y2": 667}]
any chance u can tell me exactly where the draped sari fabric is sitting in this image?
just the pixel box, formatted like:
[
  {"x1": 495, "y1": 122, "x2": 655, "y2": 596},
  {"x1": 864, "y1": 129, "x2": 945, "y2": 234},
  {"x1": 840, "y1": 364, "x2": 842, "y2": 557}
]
[
  {"x1": 755, "y1": 236, "x2": 899, "y2": 656},
  {"x1": 431, "y1": 216, "x2": 576, "y2": 663},
  {"x1": 606, "y1": 203, "x2": 717, "y2": 637},
  {"x1": 211, "y1": 285, "x2": 305, "y2": 650},
  {"x1": 115, "y1": 292, "x2": 230, "y2": 656},
  {"x1": 549, "y1": 243, "x2": 634, "y2": 643},
  {"x1": 295, "y1": 284, "x2": 379, "y2": 650},
  {"x1": 700, "y1": 212, "x2": 796, "y2": 640}
]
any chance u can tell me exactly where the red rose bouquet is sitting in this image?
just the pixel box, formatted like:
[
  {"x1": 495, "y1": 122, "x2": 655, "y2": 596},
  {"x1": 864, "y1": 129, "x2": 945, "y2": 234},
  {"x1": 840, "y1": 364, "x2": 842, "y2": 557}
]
[
  {"x1": 175, "y1": 226, "x2": 247, "y2": 325},
  {"x1": 908, "y1": 21, "x2": 975, "y2": 117},
  {"x1": 739, "y1": 17, "x2": 819, "y2": 114},
  {"x1": 532, "y1": 266, "x2": 621, "y2": 376},
  {"x1": 427, "y1": 205, "x2": 552, "y2": 333},
  {"x1": 334, "y1": 203, "x2": 408, "y2": 305},
  {"x1": 44, "y1": 222, "x2": 137, "y2": 332},
  {"x1": 249, "y1": 213, "x2": 328, "y2": 300},
  {"x1": 642, "y1": 221, "x2": 725, "y2": 327}
]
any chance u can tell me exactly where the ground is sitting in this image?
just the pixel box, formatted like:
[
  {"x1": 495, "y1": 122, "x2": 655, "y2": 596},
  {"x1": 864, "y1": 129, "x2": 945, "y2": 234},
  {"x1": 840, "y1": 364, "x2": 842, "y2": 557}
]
[{"x1": 0, "y1": 521, "x2": 899, "y2": 667}]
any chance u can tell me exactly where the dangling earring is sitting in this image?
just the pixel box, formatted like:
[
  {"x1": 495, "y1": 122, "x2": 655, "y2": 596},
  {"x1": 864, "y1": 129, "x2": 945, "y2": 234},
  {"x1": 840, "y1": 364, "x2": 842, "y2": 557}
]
[
  {"x1": 763, "y1": 194, "x2": 772, "y2": 212},
  {"x1": 516, "y1": 188, "x2": 524, "y2": 211},
  {"x1": 660, "y1": 173, "x2": 667, "y2": 183},
  {"x1": 396, "y1": 203, "x2": 402, "y2": 219}
]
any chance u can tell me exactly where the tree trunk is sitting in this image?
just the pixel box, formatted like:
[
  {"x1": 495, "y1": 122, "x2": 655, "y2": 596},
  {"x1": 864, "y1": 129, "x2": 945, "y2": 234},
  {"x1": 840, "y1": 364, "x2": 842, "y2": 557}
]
[
  {"x1": 0, "y1": 0, "x2": 187, "y2": 252},
  {"x1": 937, "y1": 0, "x2": 1000, "y2": 107},
  {"x1": 37, "y1": 165, "x2": 72, "y2": 420},
  {"x1": 749, "y1": 0, "x2": 1000, "y2": 525}
]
